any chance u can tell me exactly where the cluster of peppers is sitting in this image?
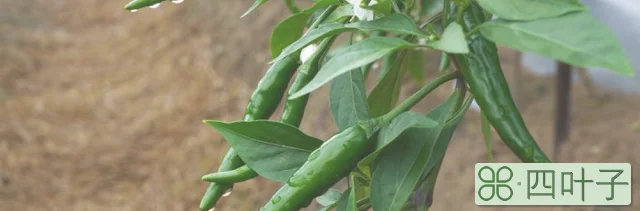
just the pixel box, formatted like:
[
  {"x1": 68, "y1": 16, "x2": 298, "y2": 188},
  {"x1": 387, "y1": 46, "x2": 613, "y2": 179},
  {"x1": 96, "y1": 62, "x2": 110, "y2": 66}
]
[{"x1": 117, "y1": 0, "x2": 553, "y2": 210}]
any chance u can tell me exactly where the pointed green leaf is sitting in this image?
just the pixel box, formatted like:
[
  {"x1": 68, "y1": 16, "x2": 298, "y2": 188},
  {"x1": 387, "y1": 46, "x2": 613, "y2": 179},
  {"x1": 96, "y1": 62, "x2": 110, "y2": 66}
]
[
  {"x1": 290, "y1": 37, "x2": 415, "y2": 99},
  {"x1": 429, "y1": 22, "x2": 469, "y2": 54},
  {"x1": 420, "y1": 0, "x2": 444, "y2": 18},
  {"x1": 371, "y1": 127, "x2": 437, "y2": 211},
  {"x1": 370, "y1": 92, "x2": 460, "y2": 211},
  {"x1": 406, "y1": 49, "x2": 426, "y2": 84},
  {"x1": 364, "y1": 0, "x2": 393, "y2": 15},
  {"x1": 335, "y1": 188, "x2": 352, "y2": 211},
  {"x1": 480, "y1": 111, "x2": 494, "y2": 162},
  {"x1": 274, "y1": 14, "x2": 427, "y2": 63},
  {"x1": 438, "y1": 52, "x2": 451, "y2": 72},
  {"x1": 242, "y1": 0, "x2": 270, "y2": 17},
  {"x1": 410, "y1": 95, "x2": 471, "y2": 211},
  {"x1": 377, "y1": 112, "x2": 439, "y2": 150},
  {"x1": 479, "y1": 12, "x2": 635, "y2": 76},
  {"x1": 204, "y1": 120, "x2": 323, "y2": 182},
  {"x1": 330, "y1": 68, "x2": 370, "y2": 131},
  {"x1": 347, "y1": 172, "x2": 370, "y2": 211},
  {"x1": 325, "y1": 5, "x2": 356, "y2": 23},
  {"x1": 476, "y1": 0, "x2": 587, "y2": 21},
  {"x1": 270, "y1": 13, "x2": 311, "y2": 58},
  {"x1": 345, "y1": 14, "x2": 428, "y2": 37},
  {"x1": 124, "y1": 0, "x2": 164, "y2": 10},
  {"x1": 367, "y1": 50, "x2": 408, "y2": 117},
  {"x1": 274, "y1": 23, "x2": 350, "y2": 63},
  {"x1": 316, "y1": 189, "x2": 343, "y2": 207}
]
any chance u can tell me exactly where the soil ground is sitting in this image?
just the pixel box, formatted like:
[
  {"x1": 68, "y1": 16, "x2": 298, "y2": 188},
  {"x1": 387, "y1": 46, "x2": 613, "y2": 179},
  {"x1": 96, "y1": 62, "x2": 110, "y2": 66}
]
[{"x1": 0, "y1": 1, "x2": 638, "y2": 211}]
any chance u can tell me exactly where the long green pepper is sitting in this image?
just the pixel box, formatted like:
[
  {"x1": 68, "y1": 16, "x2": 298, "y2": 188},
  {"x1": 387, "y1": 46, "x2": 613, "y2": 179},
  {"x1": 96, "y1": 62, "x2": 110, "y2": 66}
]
[
  {"x1": 200, "y1": 6, "x2": 339, "y2": 210},
  {"x1": 200, "y1": 54, "x2": 300, "y2": 210},
  {"x1": 260, "y1": 71, "x2": 459, "y2": 211},
  {"x1": 445, "y1": 1, "x2": 551, "y2": 163},
  {"x1": 280, "y1": 37, "x2": 338, "y2": 126}
]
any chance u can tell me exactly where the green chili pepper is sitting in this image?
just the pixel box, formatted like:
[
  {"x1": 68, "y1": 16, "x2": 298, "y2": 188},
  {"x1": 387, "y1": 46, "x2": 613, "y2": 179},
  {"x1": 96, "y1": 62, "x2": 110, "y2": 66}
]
[
  {"x1": 261, "y1": 124, "x2": 372, "y2": 211},
  {"x1": 260, "y1": 71, "x2": 459, "y2": 211},
  {"x1": 280, "y1": 37, "x2": 337, "y2": 126},
  {"x1": 200, "y1": 54, "x2": 300, "y2": 210},
  {"x1": 199, "y1": 150, "x2": 245, "y2": 210},
  {"x1": 200, "y1": 7, "x2": 339, "y2": 210},
  {"x1": 201, "y1": 165, "x2": 259, "y2": 183},
  {"x1": 445, "y1": 1, "x2": 551, "y2": 163},
  {"x1": 124, "y1": 0, "x2": 164, "y2": 10}
]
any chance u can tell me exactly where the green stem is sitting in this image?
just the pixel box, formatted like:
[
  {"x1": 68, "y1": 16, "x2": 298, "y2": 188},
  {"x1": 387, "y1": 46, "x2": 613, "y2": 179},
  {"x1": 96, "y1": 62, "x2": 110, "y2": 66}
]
[
  {"x1": 284, "y1": 0, "x2": 300, "y2": 13},
  {"x1": 419, "y1": 11, "x2": 443, "y2": 30},
  {"x1": 465, "y1": 26, "x2": 480, "y2": 39},
  {"x1": 446, "y1": 94, "x2": 474, "y2": 124},
  {"x1": 378, "y1": 71, "x2": 459, "y2": 124}
]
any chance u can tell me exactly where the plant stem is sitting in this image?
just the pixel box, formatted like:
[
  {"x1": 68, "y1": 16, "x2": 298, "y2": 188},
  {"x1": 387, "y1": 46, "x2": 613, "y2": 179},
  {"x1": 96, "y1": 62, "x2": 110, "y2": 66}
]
[
  {"x1": 378, "y1": 71, "x2": 459, "y2": 124},
  {"x1": 284, "y1": 0, "x2": 300, "y2": 14},
  {"x1": 419, "y1": 12, "x2": 443, "y2": 29},
  {"x1": 465, "y1": 26, "x2": 480, "y2": 39}
]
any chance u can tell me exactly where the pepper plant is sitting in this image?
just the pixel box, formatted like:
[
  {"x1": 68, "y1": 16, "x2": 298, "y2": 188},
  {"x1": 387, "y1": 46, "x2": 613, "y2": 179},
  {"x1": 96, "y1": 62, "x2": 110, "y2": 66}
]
[{"x1": 125, "y1": 0, "x2": 634, "y2": 210}]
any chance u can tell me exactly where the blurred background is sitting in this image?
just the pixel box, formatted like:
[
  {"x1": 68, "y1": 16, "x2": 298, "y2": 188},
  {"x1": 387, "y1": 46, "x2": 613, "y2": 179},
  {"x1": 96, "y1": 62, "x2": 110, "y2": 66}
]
[{"x1": 0, "y1": 0, "x2": 638, "y2": 211}]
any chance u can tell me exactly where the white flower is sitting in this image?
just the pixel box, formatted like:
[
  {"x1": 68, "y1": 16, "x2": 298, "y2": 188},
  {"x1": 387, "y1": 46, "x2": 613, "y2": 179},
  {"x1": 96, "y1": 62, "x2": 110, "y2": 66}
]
[
  {"x1": 300, "y1": 44, "x2": 318, "y2": 63},
  {"x1": 346, "y1": 0, "x2": 377, "y2": 21}
]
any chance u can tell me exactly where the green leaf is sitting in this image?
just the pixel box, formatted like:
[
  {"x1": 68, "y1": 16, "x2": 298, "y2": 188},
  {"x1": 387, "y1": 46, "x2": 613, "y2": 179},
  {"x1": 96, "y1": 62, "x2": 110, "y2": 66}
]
[
  {"x1": 330, "y1": 68, "x2": 370, "y2": 131},
  {"x1": 480, "y1": 111, "x2": 494, "y2": 162},
  {"x1": 438, "y1": 52, "x2": 450, "y2": 72},
  {"x1": 369, "y1": 92, "x2": 460, "y2": 211},
  {"x1": 420, "y1": 0, "x2": 444, "y2": 17},
  {"x1": 371, "y1": 127, "x2": 437, "y2": 211},
  {"x1": 325, "y1": 5, "x2": 355, "y2": 23},
  {"x1": 274, "y1": 23, "x2": 351, "y2": 63},
  {"x1": 475, "y1": 0, "x2": 587, "y2": 21},
  {"x1": 406, "y1": 49, "x2": 425, "y2": 84},
  {"x1": 204, "y1": 120, "x2": 323, "y2": 182},
  {"x1": 316, "y1": 189, "x2": 343, "y2": 207},
  {"x1": 430, "y1": 22, "x2": 469, "y2": 54},
  {"x1": 364, "y1": 0, "x2": 393, "y2": 15},
  {"x1": 270, "y1": 0, "x2": 343, "y2": 58},
  {"x1": 345, "y1": 14, "x2": 428, "y2": 38},
  {"x1": 367, "y1": 50, "x2": 409, "y2": 117},
  {"x1": 242, "y1": 0, "x2": 270, "y2": 17},
  {"x1": 347, "y1": 172, "x2": 370, "y2": 211},
  {"x1": 124, "y1": 0, "x2": 163, "y2": 10},
  {"x1": 377, "y1": 112, "x2": 439, "y2": 150},
  {"x1": 409, "y1": 95, "x2": 470, "y2": 211},
  {"x1": 375, "y1": 50, "x2": 398, "y2": 82},
  {"x1": 291, "y1": 37, "x2": 415, "y2": 99},
  {"x1": 479, "y1": 12, "x2": 635, "y2": 76},
  {"x1": 274, "y1": 14, "x2": 427, "y2": 63},
  {"x1": 270, "y1": 13, "x2": 311, "y2": 58},
  {"x1": 334, "y1": 188, "x2": 352, "y2": 211}
]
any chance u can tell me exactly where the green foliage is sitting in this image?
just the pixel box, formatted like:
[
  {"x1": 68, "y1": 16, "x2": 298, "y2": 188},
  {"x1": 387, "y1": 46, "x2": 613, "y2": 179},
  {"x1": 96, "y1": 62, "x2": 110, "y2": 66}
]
[
  {"x1": 330, "y1": 68, "x2": 370, "y2": 131},
  {"x1": 475, "y1": 0, "x2": 586, "y2": 21},
  {"x1": 478, "y1": 12, "x2": 634, "y2": 76},
  {"x1": 370, "y1": 94, "x2": 457, "y2": 211},
  {"x1": 204, "y1": 120, "x2": 322, "y2": 182},
  {"x1": 292, "y1": 36, "x2": 415, "y2": 99},
  {"x1": 123, "y1": 0, "x2": 636, "y2": 210}
]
